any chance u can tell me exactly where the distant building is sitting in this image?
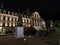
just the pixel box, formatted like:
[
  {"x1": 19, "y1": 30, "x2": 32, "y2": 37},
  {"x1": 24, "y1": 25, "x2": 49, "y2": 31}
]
[
  {"x1": 22, "y1": 15, "x2": 32, "y2": 27},
  {"x1": 22, "y1": 11, "x2": 46, "y2": 30},
  {"x1": 31, "y1": 11, "x2": 46, "y2": 30},
  {"x1": 0, "y1": 9, "x2": 18, "y2": 34},
  {"x1": 0, "y1": 7, "x2": 46, "y2": 34}
]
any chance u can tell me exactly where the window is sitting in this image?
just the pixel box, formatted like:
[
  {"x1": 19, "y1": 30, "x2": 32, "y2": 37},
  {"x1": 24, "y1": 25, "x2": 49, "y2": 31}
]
[
  {"x1": 7, "y1": 22, "x2": 9, "y2": 26},
  {"x1": 28, "y1": 24, "x2": 30, "y2": 27},
  {"x1": 15, "y1": 18, "x2": 16, "y2": 21},
  {"x1": 9, "y1": 22, "x2": 11, "y2": 27},
  {"x1": 10, "y1": 17, "x2": 11, "y2": 21},
  {"x1": 5, "y1": 22, "x2": 7, "y2": 26},
  {"x1": 3, "y1": 22, "x2": 5, "y2": 26},
  {"x1": 23, "y1": 19, "x2": 24, "y2": 23},
  {"x1": 26, "y1": 20, "x2": 27, "y2": 23},
  {"x1": 0, "y1": 22, "x2": 3, "y2": 26},
  {"x1": 8, "y1": 17, "x2": 10, "y2": 21},
  {"x1": 12, "y1": 18, "x2": 13, "y2": 21},
  {"x1": 3, "y1": 16, "x2": 5, "y2": 20}
]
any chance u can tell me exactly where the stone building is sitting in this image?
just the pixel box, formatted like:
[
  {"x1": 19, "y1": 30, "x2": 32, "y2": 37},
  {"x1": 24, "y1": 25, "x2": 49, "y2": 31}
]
[
  {"x1": 0, "y1": 9, "x2": 18, "y2": 35},
  {"x1": 22, "y1": 11, "x2": 46, "y2": 30},
  {"x1": 22, "y1": 15, "x2": 32, "y2": 27},
  {"x1": 31, "y1": 11, "x2": 46, "y2": 30}
]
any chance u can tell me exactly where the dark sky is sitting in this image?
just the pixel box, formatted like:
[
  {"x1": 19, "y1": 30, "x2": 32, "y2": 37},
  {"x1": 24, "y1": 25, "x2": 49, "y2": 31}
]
[{"x1": 0, "y1": 0, "x2": 60, "y2": 20}]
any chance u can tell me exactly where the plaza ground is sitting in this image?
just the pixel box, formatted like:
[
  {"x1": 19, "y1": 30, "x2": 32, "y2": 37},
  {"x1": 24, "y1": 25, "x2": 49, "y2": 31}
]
[{"x1": 0, "y1": 34, "x2": 59, "y2": 45}]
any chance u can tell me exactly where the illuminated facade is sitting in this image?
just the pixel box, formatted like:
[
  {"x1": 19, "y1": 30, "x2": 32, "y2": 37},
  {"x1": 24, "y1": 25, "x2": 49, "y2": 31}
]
[
  {"x1": 22, "y1": 11, "x2": 46, "y2": 30},
  {"x1": 0, "y1": 9, "x2": 18, "y2": 34},
  {"x1": 31, "y1": 11, "x2": 46, "y2": 30},
  {"x1": 22, "y1": 15, "x2": 32, "y2": 27}
]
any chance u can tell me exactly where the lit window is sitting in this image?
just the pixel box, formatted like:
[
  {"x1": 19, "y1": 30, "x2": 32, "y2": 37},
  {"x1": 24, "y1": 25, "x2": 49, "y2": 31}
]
[
  {"x1": 0, "y1": 22, "x2": 3, "y2": 26},
  {"x1": 10, "y1": 17, "x2": 11, "y2": 21},
  {"x1": 13, "y1": 23, "x2": 15, "y2": 27},
  {"x1": 26, "y1": 20, "x2": 27, "y2": 23},
  {"x1": 9, "y1": 23, "x2": 11, "y2": 27},
  {"x1": 3, "y1": 22, "x2": 5, "y2": 26},
  {"x1": 1, "y1": 16, "x2": 3, "y2": 20},
  {"x1": 0, "y1": 27, "x2": 2, "y2": 32},
  {"x1": 13, "y1": 18, "x2": 15, "y2": 21},
  {"x1": 28, "y1": 20, "x2": 30, "y2": 23},
  {"x1": 5, "y1": 22, "x2": 7, "y2": 26},
  {"x1": 28, "y1": 24, "x2": 30, "y2": 27},
  {"x1": 23, "y1": 19, "x2": 24, "y2": 23},
  {"x1": 6, "y1": 17, "x2": 8, "y2": 20}
]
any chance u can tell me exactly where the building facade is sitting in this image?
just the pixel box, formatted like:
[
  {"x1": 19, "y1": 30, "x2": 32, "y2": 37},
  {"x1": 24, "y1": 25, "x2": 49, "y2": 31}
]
[
  {"x1": 22, "y1": 16, "x2": 32, "y2": 27},
  {"x1": 31, "y1": 11, "x2": 46, "y2": 30},
  {"x1": 22, "y1": 11, "x2": 46, "y2": 30},
  {"x1": 0, "y1": 9, "x2": 18, "y2": 34}
]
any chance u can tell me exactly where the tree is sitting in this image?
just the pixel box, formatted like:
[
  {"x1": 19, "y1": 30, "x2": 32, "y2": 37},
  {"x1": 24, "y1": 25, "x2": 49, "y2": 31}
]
[
  {"x1": 53, "y1": 21, "x2": 60, "y2": 35},
  {"x1": 24, "y1": 27, "x2": 37, "y2": 35}
]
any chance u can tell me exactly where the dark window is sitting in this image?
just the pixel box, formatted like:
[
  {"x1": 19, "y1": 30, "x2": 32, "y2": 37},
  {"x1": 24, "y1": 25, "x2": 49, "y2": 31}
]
[
  {"x1": 27, "y1": 20, "x2": 28, "y2": 23},
  {"x1": 8, "y1": 17, "x2": 10, "y2": 21},
  {"x1": 3, "y1": 16, "x2": 5, "y2": 20},
  {"x1": 12, "y1": 18, "x2": 13, "y2": 21},
  {"x1": 33, "y1": 21, "x2": 34, "y2": 26},
  {"x1": 3, "y1": 22, "x2": 5, "y2": 26},
  {"x1": 15, "y1": 18, "x2": 16, "y2": 21}
]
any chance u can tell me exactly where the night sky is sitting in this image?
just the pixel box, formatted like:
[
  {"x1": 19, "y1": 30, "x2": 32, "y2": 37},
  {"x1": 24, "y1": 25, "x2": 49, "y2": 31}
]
[{"x1": 0, "y1": 0, "x2": 60, "y2": 20}]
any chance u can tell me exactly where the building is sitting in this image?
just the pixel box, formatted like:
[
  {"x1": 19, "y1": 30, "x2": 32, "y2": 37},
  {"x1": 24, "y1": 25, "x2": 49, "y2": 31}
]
[
  {"x1": 31, "y1": 11, "x2": 46, "y2": 30},
  {"x1": 22, "y1": 11, "x2": 46, "y2": 30},
  {"x1": 0, "y1": 9, "x2": 18, "y2": 34},
  {"x1": 22, "y1": 15, "x2": 32, "y2": 27}
]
